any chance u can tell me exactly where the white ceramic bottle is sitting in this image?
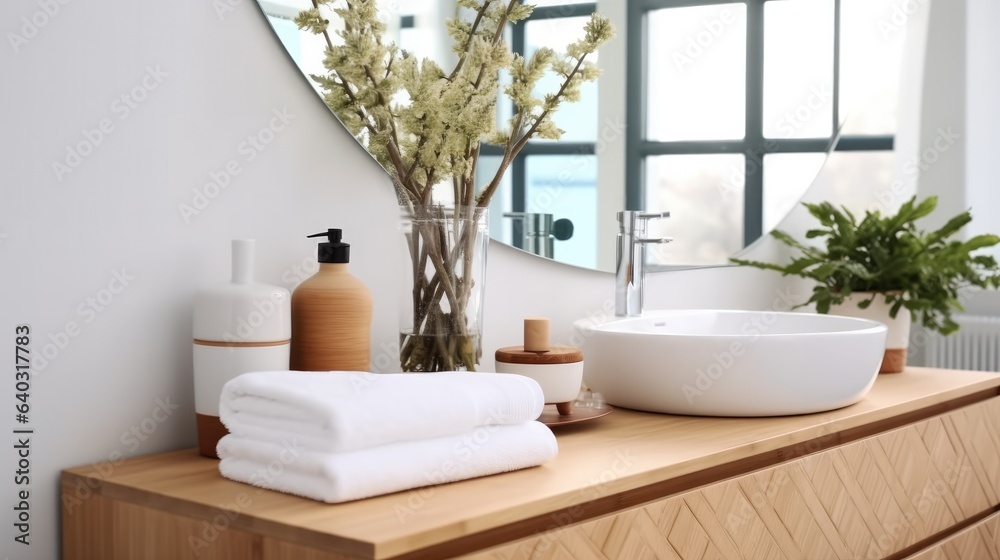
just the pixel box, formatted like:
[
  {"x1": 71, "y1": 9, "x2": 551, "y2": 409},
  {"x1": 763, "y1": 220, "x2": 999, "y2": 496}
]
[{"x1": 193, "y1": 240, "x2": 291, "y2": 458}]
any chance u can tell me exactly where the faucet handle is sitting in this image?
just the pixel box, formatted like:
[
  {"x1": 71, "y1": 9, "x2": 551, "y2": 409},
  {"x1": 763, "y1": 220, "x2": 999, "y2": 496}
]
[
  {"x1": 636, "y1": 211, "x2": 670, "y2": 220},
  {"x1": 636, "y1": 237, "x2": 674, "y2": 244},
  {"x1": 617, "y1": 210, "x2": 670, "y2": 224},
  {"x1": 618, "y1": 210, "x2": 670, "y2": 236}
]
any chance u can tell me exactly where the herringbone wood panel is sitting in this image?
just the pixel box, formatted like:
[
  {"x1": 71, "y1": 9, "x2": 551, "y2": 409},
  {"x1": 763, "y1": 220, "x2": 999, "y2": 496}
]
[
  {"x1": 904, "y1": 511, "x2": 1000, "y2": 559},
  {"x1": 462, "y1": 398, "x2": 1000, "y2": 560}
]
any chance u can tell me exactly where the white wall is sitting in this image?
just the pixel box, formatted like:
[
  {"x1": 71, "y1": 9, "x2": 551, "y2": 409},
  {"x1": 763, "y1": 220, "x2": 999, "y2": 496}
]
[
  {"x1": 914, "y1": 0, "x2": 966, "y2": 231},
  {"x1": 965, "y1": 0, "x2": 1000, "y2": 260},
  {"x1": 939, "y1": 0, "x2": 1000, "y2": 319},
  {"x1": 0, "y1": 1, "x2": 943, "y2": 558},
  {"x1": 1, "y1": 1, "x2": 405, "y2": 556},
  {"x1": 595, "y1": 0, "x2": 627, "y2": 272},
  {"x1": 909, "y1": 0, "x2": 1000, "y2": 320}
]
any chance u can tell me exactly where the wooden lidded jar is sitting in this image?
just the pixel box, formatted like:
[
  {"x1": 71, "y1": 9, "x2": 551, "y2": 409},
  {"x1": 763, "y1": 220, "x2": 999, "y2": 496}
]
[{"x1": 495, "y1": 318, "x2": 584, "y2": 416}]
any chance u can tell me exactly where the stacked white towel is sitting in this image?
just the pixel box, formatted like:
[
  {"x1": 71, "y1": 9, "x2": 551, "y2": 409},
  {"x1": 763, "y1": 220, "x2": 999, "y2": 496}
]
[{"x1": 216, "y1": 371, "x2": 558, "y2": 503}]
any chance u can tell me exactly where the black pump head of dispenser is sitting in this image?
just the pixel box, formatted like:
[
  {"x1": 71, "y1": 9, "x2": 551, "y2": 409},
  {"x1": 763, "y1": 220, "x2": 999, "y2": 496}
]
[{"x1": 307, "y1": 229, "x2": 351, "y2": 264}]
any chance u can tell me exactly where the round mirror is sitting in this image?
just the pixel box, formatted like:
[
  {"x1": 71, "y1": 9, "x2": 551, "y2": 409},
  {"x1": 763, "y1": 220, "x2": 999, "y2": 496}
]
[{"x1": 254, "y1": 0, "x2": 903, "y2": 272}]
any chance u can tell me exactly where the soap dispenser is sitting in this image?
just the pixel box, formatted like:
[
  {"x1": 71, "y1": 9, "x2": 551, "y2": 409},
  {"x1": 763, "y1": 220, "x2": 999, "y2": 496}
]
[
  {"x1": 193, "y1": 240, "x2": 291, "y2": 458},
  {"x1": 290, "y1": 229, "x2": 372, "y2": 372}
]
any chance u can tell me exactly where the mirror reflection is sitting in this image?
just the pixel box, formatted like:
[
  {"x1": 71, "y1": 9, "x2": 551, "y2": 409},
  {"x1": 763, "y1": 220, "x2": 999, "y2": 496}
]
[{"x1": 256, "y1": 0, "x2": 904, "y2": 272}]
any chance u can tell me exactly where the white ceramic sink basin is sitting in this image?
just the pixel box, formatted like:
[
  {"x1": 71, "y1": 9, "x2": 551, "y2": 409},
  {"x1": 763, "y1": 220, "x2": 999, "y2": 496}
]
[{"x1": 576, "y1": 310, "x2": 887, "y2": 417}]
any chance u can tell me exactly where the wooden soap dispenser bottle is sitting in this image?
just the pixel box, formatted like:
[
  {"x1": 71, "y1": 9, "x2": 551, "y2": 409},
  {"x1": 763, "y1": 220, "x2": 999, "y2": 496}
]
[{"x1": 290, "y1": 229, "x2": 372, "y2": 372}]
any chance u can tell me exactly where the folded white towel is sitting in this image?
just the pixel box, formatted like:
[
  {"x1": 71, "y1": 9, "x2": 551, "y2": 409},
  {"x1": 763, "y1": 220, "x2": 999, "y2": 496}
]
[
  {"x1": 219, "y1": 371, "x2": 545, "y2": 453},
  {"x1": 217, "y1": 421, "x2": 557, "y2": 503}
]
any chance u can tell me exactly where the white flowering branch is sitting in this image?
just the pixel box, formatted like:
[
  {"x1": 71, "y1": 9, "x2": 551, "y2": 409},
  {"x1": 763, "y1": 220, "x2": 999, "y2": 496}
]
[
  {"x1": 296, "y1": 0, "x2": 614, "y2": 209},
  {"x1": 295, "y1": 0, "x2": 613, "y2": 371}
]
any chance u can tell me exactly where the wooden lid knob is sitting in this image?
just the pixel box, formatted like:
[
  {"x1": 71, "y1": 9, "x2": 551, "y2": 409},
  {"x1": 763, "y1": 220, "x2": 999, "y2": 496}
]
[
  {"x1": 524, "y1": 318, "x2": 550, "y2": 352},
  {"x1": 495, "y1": 317, "x2": 583, "y2": 364}
]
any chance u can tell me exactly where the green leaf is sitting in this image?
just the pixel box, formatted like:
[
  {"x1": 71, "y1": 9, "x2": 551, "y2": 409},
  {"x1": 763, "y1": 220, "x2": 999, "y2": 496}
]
[
  {"x1": 910, "y1": 196, "x2": 938, "y2": 221},
  {"x1": 831, "y1": 205, "x2": 856, "y2": 247},
  {"x1": 885, "y1": 195, "x2": 929, "y2": 231},
  {"x1": 805, "y1": 202, "x2": 836, "y2": 228},
  {"x1": 783, "y1": 257, "x2": 823, "y2": 275},
  {"x1": 770, "y1": 230, "x2": 820, "y2": 256},
  {"x1": 729, "y1": 258, "x2": 793, "y2": 274},
  {"x1": 962, "y1": 234, "x2": 1000, "y2": 252},
  {"x1": 926, "y1": 212, "x2": 972, "y2": 245},
  {"x1": 810, "y1": 262, "x2": 838, "y2": 281},
  {"x1": 842, "y1": 262, "x2": 874, "y2": 280},
  {"x1": 888, "y1": 299, "x2": 906, "y2": 319},
  {"x1": 814, "y1": 294, "x2": 832, "y2": 314}
]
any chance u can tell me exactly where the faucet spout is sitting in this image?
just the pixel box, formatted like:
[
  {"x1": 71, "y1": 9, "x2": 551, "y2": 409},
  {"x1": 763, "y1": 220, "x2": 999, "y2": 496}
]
[{"x1": 615, "y1": 211, "x2": 672, "y2": 317}]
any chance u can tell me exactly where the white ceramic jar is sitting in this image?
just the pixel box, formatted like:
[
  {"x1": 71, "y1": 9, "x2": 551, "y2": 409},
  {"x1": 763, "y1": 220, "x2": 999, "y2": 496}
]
[
  {"x1": 495, "y1": 318, "x2": 584, "y2": 416},
  {"x1": 193, "y1": 240, "x2": 291, "y2": 457}
]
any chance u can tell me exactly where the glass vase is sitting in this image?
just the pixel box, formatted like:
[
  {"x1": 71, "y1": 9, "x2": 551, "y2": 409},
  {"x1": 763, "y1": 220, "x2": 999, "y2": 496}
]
[{"x1": 398, "y1": 205, "x2": 489, "y2": 372}]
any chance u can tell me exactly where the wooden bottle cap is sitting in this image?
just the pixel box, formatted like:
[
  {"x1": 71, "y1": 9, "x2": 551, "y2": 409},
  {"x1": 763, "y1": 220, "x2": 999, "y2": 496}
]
[{"x1": 495, "y1": 317, "x2": 583, "y2": 365}]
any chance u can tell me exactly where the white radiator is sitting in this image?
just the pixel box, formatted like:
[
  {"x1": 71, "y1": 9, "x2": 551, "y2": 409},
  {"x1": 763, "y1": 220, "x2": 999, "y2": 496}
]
[{"x1": 924, "y1": 314, "x2": 1000, "y2": 372}]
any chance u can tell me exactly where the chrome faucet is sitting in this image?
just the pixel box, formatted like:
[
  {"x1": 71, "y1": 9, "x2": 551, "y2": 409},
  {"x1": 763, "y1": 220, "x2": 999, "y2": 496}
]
[
  {"x1": 615, "y1": 211, "x2": 672, "y2": 317},
  {"x1": 503, "y1": 212, "x2": 574, "y2": 259}
]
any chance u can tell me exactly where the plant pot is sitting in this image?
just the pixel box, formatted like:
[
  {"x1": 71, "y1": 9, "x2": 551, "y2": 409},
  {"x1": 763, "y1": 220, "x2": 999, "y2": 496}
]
[
  {"x1": 829, "y1": 291, "x2": 910, "y2": 373},
  {"x1": 398, "y1": 205, "x2": 489, "y2": 372}
]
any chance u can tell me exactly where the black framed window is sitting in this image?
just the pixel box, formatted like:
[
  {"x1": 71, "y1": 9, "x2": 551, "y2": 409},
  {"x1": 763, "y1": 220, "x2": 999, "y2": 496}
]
[
  {"x1": 395, "y1": 0, "x2": 901, "y2": 266},
  {"x1": 628, "y1": 0, "x2": 895, "y2": 263}
]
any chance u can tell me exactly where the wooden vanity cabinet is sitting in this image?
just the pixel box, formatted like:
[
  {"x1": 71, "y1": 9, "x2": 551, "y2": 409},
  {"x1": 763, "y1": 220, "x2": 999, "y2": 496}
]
[
  {"x1": 62, "y1": 367, "x2": 1000, "y2": 559},
  {"x1": 461, "y1": 395, "x2": 1000, "y2": 560}
]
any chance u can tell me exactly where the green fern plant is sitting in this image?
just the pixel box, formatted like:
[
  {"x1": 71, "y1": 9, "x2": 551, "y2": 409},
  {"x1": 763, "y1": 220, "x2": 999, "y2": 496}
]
[{"x1": 731, "y1": 196, "x2": 1000, "y2": 335}]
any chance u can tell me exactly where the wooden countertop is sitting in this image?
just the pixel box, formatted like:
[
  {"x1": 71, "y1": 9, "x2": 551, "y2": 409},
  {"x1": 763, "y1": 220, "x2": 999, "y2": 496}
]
[{"x1": 62, "y1": 367, "x2": 1000, "y2": 559}]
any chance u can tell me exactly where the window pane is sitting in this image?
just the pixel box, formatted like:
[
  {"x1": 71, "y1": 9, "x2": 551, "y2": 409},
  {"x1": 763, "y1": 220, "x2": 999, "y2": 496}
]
[
  {"x1": 762, "y1": 153, "x2": 828, "y2": 231},
  {"x1": 763, "y1": 0, "x2": 834, "y2": 139},
  {"x1": 266, "y1": 16, "x2": 303, "y2": 60},
  {"x1": 645, "y1": 155, "x2": 745, "y2": 265},
  {"x1": 646, "y1": 5, "x2": 747, "y2": 141},
  {"x1": 525, "y1": 17, "x2": 599, "y2": 142},
  {"x1": 839, "y1": 0, "x2": 905, "y2": 135},
  {"x1": 525, "y1": 155, "x2": 598, "y2": 269},
  {"x1": 266, "y1": 9, "x2": 329, "y2": 90}
]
